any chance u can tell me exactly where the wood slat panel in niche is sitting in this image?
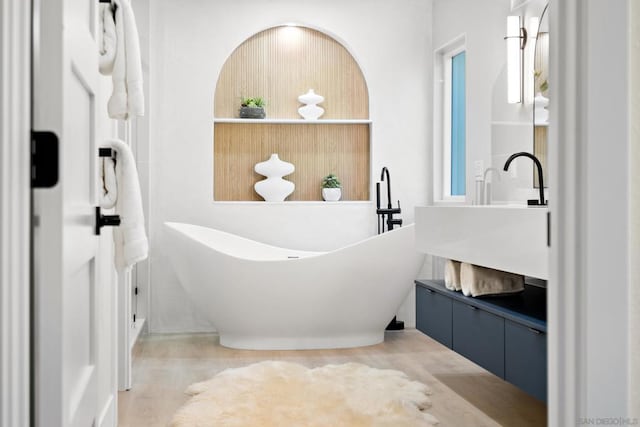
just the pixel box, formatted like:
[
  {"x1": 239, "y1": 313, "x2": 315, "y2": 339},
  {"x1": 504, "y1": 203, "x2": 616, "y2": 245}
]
[
  {"x1": 214, "y1": 26, "x2": 369, "y2": 119},
  {"x1": 214, "y1": 123, "x2": 370, "y2": 201},
  {"x1": 533, "y1": 32, "x2": 549, "y2": 189},
  {"x1": 533, "y1": 126, "x2": 548, "y2": 188}
]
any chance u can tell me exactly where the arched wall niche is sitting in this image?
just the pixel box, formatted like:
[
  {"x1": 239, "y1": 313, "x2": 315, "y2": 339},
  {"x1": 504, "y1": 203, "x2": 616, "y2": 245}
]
[
  {"x1": 214, "y1": 25, "x2": 369, "y2": 119},
  {"x1": 213, "y1": 25, "x2": 371, "y2": 202}
]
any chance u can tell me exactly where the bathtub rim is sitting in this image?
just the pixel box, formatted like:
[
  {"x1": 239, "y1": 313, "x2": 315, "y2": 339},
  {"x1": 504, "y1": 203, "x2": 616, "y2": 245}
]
[{"x1": 163, "y1": 221, "x2": 416, "y2": 262}]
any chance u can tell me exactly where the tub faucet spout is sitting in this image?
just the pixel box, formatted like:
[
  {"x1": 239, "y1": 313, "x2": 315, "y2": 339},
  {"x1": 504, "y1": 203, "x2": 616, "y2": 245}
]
[{"x1": 380, "y1": 167, "x2": 391, "y2": 209}]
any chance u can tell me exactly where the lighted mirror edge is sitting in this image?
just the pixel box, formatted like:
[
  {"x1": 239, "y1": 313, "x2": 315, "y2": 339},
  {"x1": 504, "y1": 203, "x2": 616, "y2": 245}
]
[{"x1": 507, "y1": 15, "x2": 523, "y2": 104}]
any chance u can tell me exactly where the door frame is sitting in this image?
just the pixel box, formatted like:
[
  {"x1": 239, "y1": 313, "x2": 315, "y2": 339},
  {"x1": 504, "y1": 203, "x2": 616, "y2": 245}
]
[
  {"x1": 549, "y1": 0, "x2": 632, "y2": 424},
  {"x1": 0, "y1": 0, "x2": 32, "y2": 426}
]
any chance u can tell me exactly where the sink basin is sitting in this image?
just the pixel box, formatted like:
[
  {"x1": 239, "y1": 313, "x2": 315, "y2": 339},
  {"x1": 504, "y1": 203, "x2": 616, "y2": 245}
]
[{"x1": 415, "y1": 205, "x2": 548, "y2": 279}]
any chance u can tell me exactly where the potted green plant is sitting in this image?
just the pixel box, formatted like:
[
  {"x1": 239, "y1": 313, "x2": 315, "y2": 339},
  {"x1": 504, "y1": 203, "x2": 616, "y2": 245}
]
[
  {"x1": 239, "y1": 97, "x2": 266, "y2": 119},
  {"x1": 534, "y1": 70, "x2": 548, "y2": 94},
  {"x1": 321, "y1": 174, "x2": 342, "y2": 201}
]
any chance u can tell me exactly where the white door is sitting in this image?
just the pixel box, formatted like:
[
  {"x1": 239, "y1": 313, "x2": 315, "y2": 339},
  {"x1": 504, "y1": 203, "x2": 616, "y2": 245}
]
[{"x1": 32, "y1": 0, "x2": 104, "y2": 425}]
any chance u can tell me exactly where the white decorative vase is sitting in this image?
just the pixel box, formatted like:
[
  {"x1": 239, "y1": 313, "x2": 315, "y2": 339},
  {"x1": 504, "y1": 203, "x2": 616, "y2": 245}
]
[
  {"x1": 534, "y1": 93, "x2": 549, "y2": 125},
  {"x1": 297, "y1": 89, "x2": 325, "y2": 120},
  {"x1": 322, "y1": 188, "x2": 342, "y2": 201},
  {"x1": 254, "y1": 154, "x2": 295, "y2": 202}
]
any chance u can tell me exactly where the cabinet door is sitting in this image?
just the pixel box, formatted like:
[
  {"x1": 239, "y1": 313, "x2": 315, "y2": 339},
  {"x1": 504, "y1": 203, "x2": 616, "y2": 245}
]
[
  {"x1": 416, "y1": 286, "x2": 452, "y2": 348},
  {"x1": 505, "y1": 320, "x2": 547, "y2": 401},
  {"x1": 452, "y1": 300, "x2": 505, "y2": 378}
]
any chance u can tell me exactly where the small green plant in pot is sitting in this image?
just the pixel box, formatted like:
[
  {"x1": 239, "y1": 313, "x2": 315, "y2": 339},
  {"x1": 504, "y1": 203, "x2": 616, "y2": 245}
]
[
  {"x1": 534, "y1": 70, "x2": 548, "y2": 94},
  {"x1": 321, "y1": 174, "x2": 342, "y2": 201},
  {"x1": 239, "y1": 97, "x2": 266, "y2": 119}
]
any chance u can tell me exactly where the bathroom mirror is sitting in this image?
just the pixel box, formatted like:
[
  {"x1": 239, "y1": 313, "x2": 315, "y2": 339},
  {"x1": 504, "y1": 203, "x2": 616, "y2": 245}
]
[{"x1": 532, "y1": 3, "x2": 549, "y2": 188}]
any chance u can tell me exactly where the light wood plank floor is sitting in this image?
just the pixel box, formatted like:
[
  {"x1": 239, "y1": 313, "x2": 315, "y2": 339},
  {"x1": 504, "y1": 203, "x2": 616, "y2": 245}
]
[{"x1": 118, "y1": 329, "x2": 546, "y2": 426}]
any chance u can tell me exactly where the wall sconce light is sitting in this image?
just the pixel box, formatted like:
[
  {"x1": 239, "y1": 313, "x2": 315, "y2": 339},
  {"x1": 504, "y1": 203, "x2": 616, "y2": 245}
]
[{"x1": 506, "y1": 15, "x2": 528, "y2": 104}]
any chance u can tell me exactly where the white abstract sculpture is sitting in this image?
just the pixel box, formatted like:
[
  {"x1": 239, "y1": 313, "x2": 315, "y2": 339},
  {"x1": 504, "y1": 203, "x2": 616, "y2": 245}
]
[
  {"x1": 297, "y1": 89, "x2": 325, "y2": 120},
  {"x1": 534, "y1": 93, "x2": 549, "y2": 125},
  {"x1": 254, "y1": 154, "x2": 295, "y2": 201}
]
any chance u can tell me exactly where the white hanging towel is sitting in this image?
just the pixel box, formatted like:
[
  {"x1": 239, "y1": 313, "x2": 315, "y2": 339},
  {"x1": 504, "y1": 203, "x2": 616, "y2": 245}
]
[
  {"x1": 100, "y1": 139, "x2": 148, "y2": 270},
  {"x1": 100, "y1": 0, "x2": 145, "y2": 120},
  {"x1": 99, "y1": 4, "x2": 117, "y2": 75}
]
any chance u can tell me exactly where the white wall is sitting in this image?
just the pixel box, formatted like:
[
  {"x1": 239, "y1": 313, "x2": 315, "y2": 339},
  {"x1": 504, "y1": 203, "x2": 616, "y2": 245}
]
[
  {"x1": 432, "y1": 0, "x2": 547, "y2": 205},
  {"x1": 147, "y1": 0, "x2": 433, "y2": 332}
]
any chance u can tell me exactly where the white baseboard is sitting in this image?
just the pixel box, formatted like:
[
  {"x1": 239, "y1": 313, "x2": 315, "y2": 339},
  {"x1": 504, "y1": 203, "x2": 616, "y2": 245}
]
[{"x1": 130, "y1": 317, "x2": 146, "y2": 349}]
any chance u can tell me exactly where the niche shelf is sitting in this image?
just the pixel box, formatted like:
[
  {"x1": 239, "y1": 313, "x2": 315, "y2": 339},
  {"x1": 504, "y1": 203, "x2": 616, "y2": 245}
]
[
  {"x1": 213, "y1": 26, "x2": 370, "y2": 202},
  {"x1": 214, "y1": 118, "x2": 372, "y2": 125}
]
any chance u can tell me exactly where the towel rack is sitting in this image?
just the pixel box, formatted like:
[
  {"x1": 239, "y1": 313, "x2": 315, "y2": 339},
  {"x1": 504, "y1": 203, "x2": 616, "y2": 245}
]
[
  {"x1": 96, "y1": 148, "x2": 120, "y2": 234},
  {"x1": 99, "y1": 0, "x2": 111, "y2": 3},
  {"x1": 95, "y1": 206, "x2": 121, "y2": 235},
  {"x1": 96, "y1": 147, "x2": 120, "y2": 234},
  {"x1": 99, "y1": 147, "x2": 116, "y2": 158}
]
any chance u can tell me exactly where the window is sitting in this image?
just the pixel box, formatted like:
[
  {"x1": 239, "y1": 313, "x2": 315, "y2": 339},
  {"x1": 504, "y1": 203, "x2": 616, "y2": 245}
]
[
  {"x1": 434, "y1": 36, "x2": 466, "y2": 202},
  {"x1": 450, "y1": 51, "x2": 466, "y2": 196}
]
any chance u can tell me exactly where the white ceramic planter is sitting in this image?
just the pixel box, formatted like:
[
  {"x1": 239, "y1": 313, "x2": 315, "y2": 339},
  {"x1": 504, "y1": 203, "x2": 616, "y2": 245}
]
[
  {"x1": 254, "y1": 154, "x2": 295, "y2": 201},
  {"x1": 322, "y1": 188, "x2": 342, "y2": 201}
]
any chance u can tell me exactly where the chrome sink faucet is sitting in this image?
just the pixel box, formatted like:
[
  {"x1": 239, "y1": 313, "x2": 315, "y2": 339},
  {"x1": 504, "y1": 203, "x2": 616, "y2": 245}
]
[
  {"x1": 503, "y1": 152, "x2": 547, "y2": 206},
  {"x1": 482, "y1": 167, "x2": 502, "y2": 205}
]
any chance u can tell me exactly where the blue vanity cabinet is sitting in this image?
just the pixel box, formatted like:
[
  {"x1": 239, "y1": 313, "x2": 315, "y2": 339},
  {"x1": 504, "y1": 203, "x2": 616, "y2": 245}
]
[
  {"x1": 415, "y1": 280, "x2": 547, "y2": 402},
  {"x1": 416, "y1": 285, "x2": 453, "y2": 348},
  {"x1": 505, "y1": 320, "x2": 547, "y2": 402},
  {"x1": 452, "y1": 300, "x2": 505, "y2": 378}
]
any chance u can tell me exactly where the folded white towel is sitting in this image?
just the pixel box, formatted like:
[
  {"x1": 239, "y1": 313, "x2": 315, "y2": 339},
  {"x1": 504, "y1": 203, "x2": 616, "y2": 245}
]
[
  {"x1": 100, "y1": 139, "x2": 148, "y2": 270},
  {"x1": 99, "y1": 4, "x2": 117, "y2": 75},
  {"x1": 460, "y1": 263, "x2": 524, "y2": 297},
  {"x1": 106, "y1": 0, "x2": 144, "y2": 120},
  {"x1": 444, "y1": 259, "x2": 462, "y2": 291}
]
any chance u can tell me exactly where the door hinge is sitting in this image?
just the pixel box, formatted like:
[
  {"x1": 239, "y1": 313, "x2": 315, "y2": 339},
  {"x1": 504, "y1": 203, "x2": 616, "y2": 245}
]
[
  {"x1": 133, "y1": 314, "x2": 136, "y2": 323},
  {"x1": 134, "y1": 287, "x2": 138, "y2": 295},
  {"x1": 31, "y1": 131, "x2": 59, "y2": 188}
]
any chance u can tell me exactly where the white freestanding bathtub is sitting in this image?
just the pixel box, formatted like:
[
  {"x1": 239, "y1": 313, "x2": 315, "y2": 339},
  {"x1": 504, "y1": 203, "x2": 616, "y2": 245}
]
[{"x1": 164, "y1": 222, "x2": 424, "y2": 350}]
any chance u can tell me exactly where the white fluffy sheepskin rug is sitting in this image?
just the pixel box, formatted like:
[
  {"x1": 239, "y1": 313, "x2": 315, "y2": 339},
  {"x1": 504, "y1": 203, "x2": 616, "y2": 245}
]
[{"x1": 170, "y1": 361, "x2": 438, "y2": 427}]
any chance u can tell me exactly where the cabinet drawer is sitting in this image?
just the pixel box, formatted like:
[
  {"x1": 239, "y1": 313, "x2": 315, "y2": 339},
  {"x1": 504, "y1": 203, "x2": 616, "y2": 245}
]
[
  {"x1": 416, "y1": 286, "x2": 452, "y2": 348},
  {"x1": 505, "y1": 320, "x2": 547, "y2": 401},
  {"x1": 452, "y1": 300, "x2": 505, "y2": 378}
]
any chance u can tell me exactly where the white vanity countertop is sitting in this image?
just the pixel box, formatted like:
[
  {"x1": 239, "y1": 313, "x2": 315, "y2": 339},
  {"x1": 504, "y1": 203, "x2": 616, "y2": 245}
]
[{"x1": 415, "y1": 205, "x2": 549, "y2": 280}]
